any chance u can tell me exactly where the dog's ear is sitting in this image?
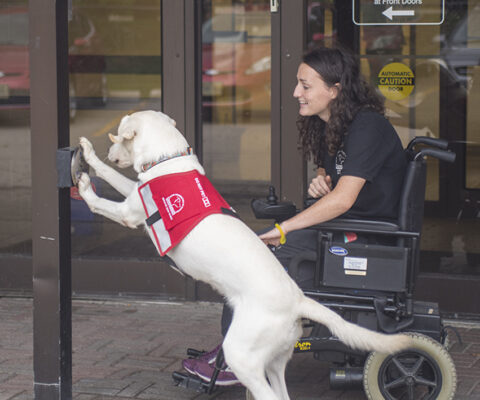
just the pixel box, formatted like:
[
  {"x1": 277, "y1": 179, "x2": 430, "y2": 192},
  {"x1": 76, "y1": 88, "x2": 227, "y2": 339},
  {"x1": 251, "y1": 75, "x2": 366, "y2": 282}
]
[
  {"x1": 108, "y1": 133, "x2": 122, "y2": 144},
  {"x1": 120, "y1": 128, "x2": 136, "y2": 140},
  {"x1": 113, "y1": 114, "x2": 137, "y2": 143},
  {"x1": 115, "y1": 122, "x2": 137, "y2": 143},
  {"x1": 108, "y1": 129, "x2": 136, "y2": 143}
]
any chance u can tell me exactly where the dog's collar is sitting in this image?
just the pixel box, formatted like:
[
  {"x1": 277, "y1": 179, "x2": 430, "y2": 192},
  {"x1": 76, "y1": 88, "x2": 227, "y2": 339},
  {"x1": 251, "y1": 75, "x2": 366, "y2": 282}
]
[{"x1": 141, "y1": 147, "x2": 193, "y2": 172}]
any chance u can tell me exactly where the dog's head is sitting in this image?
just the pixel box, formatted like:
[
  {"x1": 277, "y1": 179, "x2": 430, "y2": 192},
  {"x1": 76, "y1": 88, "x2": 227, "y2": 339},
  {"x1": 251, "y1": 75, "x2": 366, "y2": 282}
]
[{"x1": 108, "y1": 110, "x2": 189, "y2": 172}]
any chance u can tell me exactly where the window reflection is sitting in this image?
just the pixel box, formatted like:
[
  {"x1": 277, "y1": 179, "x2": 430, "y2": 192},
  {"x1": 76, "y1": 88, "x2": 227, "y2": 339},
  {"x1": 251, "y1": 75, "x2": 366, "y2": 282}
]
[
  {"x1": 306, "y1": 1, "x2": 335, "y2": 50},
  {"x1": 306, "y1": 0, "x2": 479, "y2": 276},
  {"x1": 464, "y1": 4, "x2": 480, "y2": 190},
  {"x1": 201, "y1": 0, "x2": 272, "y2": 231},
  {"x1": 69, "y1": 0, "x2": 162, "y2": 259},
  {"x1": 0, "y1": 1, "x2": 31, "y2": 256}
]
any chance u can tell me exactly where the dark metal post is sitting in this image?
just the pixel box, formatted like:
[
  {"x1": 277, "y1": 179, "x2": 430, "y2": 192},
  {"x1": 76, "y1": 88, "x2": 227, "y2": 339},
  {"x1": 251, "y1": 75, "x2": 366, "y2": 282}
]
[
  {"x1": 162, "y1": 0, "x2": 186, "y2": 132},
  {"x1": 279, "y1": 0, "x2": 305, "y2": 205},
  {"x1": 30, "y1": 0, "x2": 72, "y2": 398},
  {"x1": 163, "y1": 0, "x2": 199, "y2": 301},
  {"x1": 271, "y1": 0, "x2": 282, "y2": 196}
]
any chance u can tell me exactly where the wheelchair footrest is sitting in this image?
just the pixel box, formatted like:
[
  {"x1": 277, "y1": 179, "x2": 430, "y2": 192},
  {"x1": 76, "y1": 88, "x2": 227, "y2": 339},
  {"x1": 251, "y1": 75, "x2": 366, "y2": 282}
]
[
  {"x1": 172, "y1": 371, "x2": 213, "y2": 393},
  {"x1": 186, "y1": 348, "x2": 206, "y2": 358}
]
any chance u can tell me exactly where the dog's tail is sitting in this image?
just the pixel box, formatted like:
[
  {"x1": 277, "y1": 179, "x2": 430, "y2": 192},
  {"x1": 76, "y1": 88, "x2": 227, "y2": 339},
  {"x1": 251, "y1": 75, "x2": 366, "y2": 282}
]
[{"x1": 299, "y1": 296, "x2": 412, "y2": 354}]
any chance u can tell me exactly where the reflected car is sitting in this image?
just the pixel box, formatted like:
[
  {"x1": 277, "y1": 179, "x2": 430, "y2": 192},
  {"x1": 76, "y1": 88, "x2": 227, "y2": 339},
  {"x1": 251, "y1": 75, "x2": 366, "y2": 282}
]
[
  {"x1": 201, "y1": 3, "x2": 336, "y2": 117},
  {"x1": 201, "y1": 10, "x2": 271, "y2": 116},
  {"x1": 387, "y1": 6, "x2": 479, "y2": 112},
  {"x1": 0, "y1": 7, "x2": 29, "y2": 110},
  {"x1": 437, "y1": 5, "x2": 480, "y2": 92},
  {"x1": 0, "y1": 7, "x2": 107, "y2": 119}
]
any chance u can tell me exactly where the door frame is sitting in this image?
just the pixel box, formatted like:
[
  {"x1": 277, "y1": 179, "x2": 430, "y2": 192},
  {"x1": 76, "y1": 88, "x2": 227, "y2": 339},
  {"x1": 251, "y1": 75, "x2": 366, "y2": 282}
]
[{"x1": 271, "y1": 0, "x2": 306, "y2": 207}]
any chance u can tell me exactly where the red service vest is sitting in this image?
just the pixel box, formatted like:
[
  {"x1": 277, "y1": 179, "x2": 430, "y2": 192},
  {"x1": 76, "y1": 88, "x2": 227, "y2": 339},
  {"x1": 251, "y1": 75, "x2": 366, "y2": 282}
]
[{"x1": 138, "y1": 170, "x2": 235, "y2": 256}]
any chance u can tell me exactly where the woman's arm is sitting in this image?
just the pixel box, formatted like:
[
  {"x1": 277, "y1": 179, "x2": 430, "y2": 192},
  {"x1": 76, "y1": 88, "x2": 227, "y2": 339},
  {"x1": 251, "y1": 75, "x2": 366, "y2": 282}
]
[{"x1": 259, "y1": 175, "x2": 366, "y2": 246}]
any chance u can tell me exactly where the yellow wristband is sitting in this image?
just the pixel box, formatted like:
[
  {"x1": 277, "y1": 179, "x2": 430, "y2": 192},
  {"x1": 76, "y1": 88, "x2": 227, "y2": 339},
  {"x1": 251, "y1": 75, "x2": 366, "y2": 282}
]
[{"x1": 275, "y1": 223, "x2": 287, "y2": 245}]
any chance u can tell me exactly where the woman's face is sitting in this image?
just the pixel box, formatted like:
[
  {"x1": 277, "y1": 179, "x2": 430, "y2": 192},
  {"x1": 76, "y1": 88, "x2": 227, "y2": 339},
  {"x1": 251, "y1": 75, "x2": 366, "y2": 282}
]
[{"x1": 293, "y1": 62, "x2": 338, "y2": 122}]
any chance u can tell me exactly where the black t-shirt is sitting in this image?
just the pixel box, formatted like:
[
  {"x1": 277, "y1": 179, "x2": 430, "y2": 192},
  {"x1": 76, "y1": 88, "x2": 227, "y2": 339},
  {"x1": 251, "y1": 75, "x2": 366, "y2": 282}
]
[{"x1": 321, "y1": 110, "x2": 406, "y2": 221}]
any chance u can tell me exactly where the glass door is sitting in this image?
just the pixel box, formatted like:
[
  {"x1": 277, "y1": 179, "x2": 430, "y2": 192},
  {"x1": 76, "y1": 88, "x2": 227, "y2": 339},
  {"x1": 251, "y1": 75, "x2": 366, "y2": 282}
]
[
  {"x1": 280, "y1": 0, "x2": 480, "y2": 314},
  {"x1": 0, "y1": 1, "x2": 31, "y2": 259},
  {"x1": 200, "y1": 0, "x2": 272, "y2": 231},
  {"x1": 68, "y1": 0, "x2": 162, "y2": 260}
]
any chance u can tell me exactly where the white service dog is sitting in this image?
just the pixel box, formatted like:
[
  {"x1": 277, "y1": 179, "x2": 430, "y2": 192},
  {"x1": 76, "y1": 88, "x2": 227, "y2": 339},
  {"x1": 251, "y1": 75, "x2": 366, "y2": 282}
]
[{"x1": 77, "y1": 110, "x2": 412, "y2": 400}]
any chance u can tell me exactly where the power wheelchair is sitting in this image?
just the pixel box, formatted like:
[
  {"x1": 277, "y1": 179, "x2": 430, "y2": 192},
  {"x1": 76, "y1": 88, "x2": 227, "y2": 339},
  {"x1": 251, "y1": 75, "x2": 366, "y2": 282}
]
[{"x1": 173, "y1": 137, "x2": 457, "y2": 400}]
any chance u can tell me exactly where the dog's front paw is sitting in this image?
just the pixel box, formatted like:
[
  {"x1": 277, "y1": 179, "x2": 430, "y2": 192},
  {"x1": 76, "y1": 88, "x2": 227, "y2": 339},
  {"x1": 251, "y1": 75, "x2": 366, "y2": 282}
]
[
  {"x1": 77, "y1": 172, "x2": 92, "y2": 195},
  {"x1": 79, "y1": 137, "x2": 96, "y2": 163}
]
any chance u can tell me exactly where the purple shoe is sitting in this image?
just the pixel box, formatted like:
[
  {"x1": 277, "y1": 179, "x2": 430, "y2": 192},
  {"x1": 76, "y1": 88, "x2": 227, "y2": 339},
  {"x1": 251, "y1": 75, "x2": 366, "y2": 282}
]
[
  {"x1": 191, "y1": 358, "x2": 241, "y2": 386},
  {"x1": 182, "y1": 357, "x2": 199, "y2": 375},
  {"x1": 182, "y1": 344, "x2": 222, "y2": 375},
  {"x1": 198, "y1": 343, "x2": 223, "y2": 363}
]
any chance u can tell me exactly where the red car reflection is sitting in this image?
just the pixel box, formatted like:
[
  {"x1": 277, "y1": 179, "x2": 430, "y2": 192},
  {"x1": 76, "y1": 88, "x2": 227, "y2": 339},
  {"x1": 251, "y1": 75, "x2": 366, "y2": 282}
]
[
  {"x1": 0, "y1": 7, "x2": 29, "y2": 109},
  {"x1": 0, "y1": 6, "x2": 107, "y2": 118},
  {"x1": 201, "y1": 11, "x2": 271, "y2": 115}
]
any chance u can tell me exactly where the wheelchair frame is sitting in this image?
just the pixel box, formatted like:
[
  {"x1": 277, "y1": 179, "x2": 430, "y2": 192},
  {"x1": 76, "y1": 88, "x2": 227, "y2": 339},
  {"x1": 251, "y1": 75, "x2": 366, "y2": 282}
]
[{"x1": 173, "y1": 137, "x2": 458, "y2": 399}]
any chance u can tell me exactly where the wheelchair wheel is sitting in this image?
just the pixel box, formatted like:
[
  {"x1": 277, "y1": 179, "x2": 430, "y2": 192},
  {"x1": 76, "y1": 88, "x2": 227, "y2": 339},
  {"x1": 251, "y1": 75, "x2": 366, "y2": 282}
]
[
  {"x1": 245, "y1": 388, "x2": 254, "y2": 399},
  {"x1": 363, "y1": 333, "x2": 457, "y2": 400}
]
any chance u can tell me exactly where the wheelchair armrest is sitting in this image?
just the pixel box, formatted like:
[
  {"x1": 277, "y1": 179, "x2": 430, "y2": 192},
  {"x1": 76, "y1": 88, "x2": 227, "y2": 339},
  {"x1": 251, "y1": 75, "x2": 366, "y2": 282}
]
[{"x1": 310, "y1": 218, "x2": 419, "y2": 238}]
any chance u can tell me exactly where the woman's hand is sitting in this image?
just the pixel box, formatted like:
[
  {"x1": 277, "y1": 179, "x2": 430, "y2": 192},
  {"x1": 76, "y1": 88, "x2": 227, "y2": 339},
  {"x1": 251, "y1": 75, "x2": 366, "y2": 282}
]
[
  {"x1": 259, "y1": 225, "x2": 284, "y2": 247},
  {"x1": 308, "y1": 174, "x2": 332, "y2": 198}
]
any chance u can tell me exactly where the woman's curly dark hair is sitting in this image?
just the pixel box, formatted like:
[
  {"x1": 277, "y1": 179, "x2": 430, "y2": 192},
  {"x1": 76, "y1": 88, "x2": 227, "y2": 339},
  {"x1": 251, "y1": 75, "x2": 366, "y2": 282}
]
[{"x1": 297, "y1": 46, "x2": 385, "y2": 166}]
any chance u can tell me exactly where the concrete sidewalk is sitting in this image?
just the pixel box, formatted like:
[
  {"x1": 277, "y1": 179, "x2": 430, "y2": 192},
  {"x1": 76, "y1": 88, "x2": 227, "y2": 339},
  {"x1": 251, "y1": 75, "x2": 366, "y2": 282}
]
[{"x1": 1, "y1": 296, "x2": 479, "y2": 400}]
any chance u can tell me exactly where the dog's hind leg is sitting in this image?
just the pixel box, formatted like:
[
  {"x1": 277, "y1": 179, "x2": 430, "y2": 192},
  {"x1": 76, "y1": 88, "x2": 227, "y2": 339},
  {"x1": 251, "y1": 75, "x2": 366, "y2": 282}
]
[
  {"x1": 265, "y1": 348, "x2": 293, "y2": 400},
  {"x1": 222, "y1": 343, "x2": 278, "y2": 400},
  {"x1": 264, "y1": 319, "x2": 300, "y2": 400},
  {"x1": 222, "y1": 313, "x2": 280, "y2": 400}
]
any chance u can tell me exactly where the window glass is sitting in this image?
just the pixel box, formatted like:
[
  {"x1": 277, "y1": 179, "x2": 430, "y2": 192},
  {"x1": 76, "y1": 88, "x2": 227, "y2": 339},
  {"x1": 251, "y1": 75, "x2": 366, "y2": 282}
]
[
  {"x1": 419, "y1": 1, "x2": 479, "y2": 275},
  {"x1": 306, "y1": 1, "x2": 479, "y2": 276},
  {"x1": 305, "y1": 0, "x2": 336, "y2": 184},
  {"x1": 465, "y1": 4, "x2": 480, "y2": 189},
  {"x1": 69, "y1": 0, "x2": 162, "y2": 259},
  {"x1": 201, "y1": 0, "x2": 272, "y2": 232},
  {"x1": 0, "y1": 1, "x2": 32, "y2": 256}
]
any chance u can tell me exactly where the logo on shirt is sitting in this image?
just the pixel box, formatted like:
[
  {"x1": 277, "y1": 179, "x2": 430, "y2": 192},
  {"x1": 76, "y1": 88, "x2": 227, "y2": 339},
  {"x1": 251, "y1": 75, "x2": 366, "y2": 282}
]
[
  {"x1": 163, "y1": 194, "x2": 185, "y2": 220},
  {"x1": 335, "y1": 150, "x2": 346, "y2": 175}
]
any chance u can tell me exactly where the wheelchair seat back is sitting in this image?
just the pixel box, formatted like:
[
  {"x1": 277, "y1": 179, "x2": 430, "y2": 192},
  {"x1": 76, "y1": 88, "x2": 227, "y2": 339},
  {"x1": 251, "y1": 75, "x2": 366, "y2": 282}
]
[
  {"x1": 298, "y1": 137, "x2": 455, "y2": 295},
  {"x1": 397, "y1": 153, "x2": 427, "y2": 233}
]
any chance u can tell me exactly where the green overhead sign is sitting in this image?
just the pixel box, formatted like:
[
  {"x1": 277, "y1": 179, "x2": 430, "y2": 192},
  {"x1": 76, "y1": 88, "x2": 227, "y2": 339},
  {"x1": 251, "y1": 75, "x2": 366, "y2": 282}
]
[{"x1": 353, "y1": 0, "x2": 445, "y2": 25}]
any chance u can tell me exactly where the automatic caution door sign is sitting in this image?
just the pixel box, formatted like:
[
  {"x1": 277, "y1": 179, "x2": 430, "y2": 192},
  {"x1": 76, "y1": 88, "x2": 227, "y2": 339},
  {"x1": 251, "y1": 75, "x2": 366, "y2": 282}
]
[
  {"x1": 377, "y1": 62, "x2": 415, "y2": 101},
  {"x1": 353, "y1": 0, "x2": 445, "y2": 25}
]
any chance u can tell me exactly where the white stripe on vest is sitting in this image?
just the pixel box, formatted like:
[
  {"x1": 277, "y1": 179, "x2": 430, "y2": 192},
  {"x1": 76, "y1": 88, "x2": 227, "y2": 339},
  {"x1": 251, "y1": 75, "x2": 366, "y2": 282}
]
[{"x1": 139, "y1": 183, "x2": 172, "y2": 253}]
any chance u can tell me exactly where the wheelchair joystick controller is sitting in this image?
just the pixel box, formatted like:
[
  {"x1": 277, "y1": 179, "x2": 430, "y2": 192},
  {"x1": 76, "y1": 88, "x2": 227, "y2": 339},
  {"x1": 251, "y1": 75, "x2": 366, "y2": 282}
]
[
  {"x1": 267, "y1": 186, "x2": 278, "y2": 205},
  {"x1": 251, "y1": 186, "x2": 297, "y2": 222}
]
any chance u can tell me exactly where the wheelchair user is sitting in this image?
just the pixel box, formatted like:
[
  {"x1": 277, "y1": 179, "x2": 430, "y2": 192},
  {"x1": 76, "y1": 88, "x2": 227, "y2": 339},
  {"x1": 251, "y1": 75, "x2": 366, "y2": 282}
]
[{"x1": 181, "y1": 46, "x2": 407, "y2": 385}]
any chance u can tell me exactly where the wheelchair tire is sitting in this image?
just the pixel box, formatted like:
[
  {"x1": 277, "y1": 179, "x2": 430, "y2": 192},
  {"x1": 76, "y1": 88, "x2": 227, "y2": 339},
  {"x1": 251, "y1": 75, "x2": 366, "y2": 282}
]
[{"x1": 363, "y1": 332, "x2": 457, "y2": 400}]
